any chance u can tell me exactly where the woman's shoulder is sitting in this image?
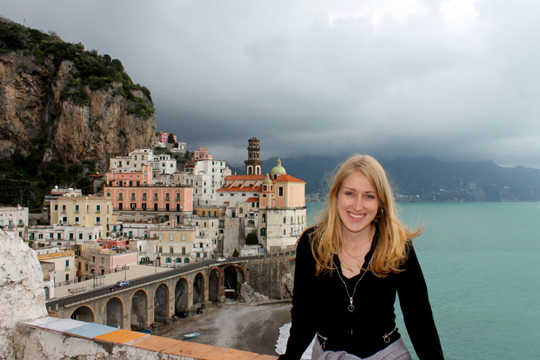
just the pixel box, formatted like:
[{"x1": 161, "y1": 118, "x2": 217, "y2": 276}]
[{"x1": 297, "y1": 225, "x2": 318, "y2": 244}]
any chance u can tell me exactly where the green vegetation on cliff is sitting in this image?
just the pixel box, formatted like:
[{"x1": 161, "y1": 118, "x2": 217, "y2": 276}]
[
  {"x1": 0, "y1": 19, "x2": 155, "y2": 208},
  {"x1": 0, "y1": 20, "x2": 154, "y2": 117}
]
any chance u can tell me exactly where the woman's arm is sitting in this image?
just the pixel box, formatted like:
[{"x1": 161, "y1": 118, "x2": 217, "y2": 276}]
[
  {"x1": 398, "y1": 245, "x2": 444, "y2": 360},
  {"x1": 278, "y1": 232, "x2": 318, "y2": 360}
]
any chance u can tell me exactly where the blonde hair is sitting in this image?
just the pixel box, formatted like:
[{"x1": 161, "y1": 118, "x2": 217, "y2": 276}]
[{"x1": 309, "y1": 154, "x2": 422, "y2": 277}]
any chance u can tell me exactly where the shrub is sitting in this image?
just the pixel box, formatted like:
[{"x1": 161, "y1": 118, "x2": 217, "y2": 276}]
[{"x1": 246, "y1": 231, "x2": 258, "y2": 245}]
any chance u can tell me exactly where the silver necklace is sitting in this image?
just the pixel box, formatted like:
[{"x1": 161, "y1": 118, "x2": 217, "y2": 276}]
[{"x1": 335, "y1": 260, "x2": 371, "y2": 313}]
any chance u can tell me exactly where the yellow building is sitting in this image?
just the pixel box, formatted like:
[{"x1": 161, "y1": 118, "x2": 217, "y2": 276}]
[
  {"x1": 37, "y1": 250, "x2": 76, "y2": 284},
  {"x1": 50, "y1": 195, "x2": 117, "y2": 238}
]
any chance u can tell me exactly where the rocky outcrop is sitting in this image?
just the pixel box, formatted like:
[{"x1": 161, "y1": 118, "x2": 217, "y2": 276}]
[
  {"x1": 0, "y1": 230, "x2": 48, "y2": 359},
  {"x1": 0, "y1": 50, "x2": 156, "y2": 168},
  {"x1": 238, "y1": 282, "x2": 270, "y2": 304}
]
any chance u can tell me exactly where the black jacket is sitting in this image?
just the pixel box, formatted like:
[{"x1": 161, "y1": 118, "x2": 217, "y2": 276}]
[{"x1": 279, "y1": 227, "x2": 444, "y2": 359}]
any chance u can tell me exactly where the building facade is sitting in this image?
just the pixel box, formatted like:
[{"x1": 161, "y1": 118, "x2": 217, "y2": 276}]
[
  {"x1": 0, "y1": 204, "x2": 28, "y2": 238},
  {"x1": 218, "y1": 138, "x2": 307, "y2": 255},
  {"x1": 50, "y1": 195, "x2": 116, "y2": 238}
]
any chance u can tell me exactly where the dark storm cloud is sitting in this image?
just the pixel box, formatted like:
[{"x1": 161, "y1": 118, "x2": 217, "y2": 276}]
[{"x1": 4, "y1": 0, "x2": 540, "y2": 167}]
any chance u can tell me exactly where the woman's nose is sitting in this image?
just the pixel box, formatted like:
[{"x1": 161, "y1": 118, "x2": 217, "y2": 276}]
[{"x1": 353, "y1": 197, "x2": 364, "y2": 211}]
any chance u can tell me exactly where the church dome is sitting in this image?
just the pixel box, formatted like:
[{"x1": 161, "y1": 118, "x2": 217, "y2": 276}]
[
  {"x1": 263, "y1": 173, "x2": 273, "y2": 185},
  {"x1": 270, "y1": 157, "x2": 286, "y2": 175}
]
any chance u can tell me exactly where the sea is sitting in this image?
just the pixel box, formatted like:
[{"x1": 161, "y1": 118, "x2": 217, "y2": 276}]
[{"x1": 303, "y1": 201, "x2": 540, "y2": 360}]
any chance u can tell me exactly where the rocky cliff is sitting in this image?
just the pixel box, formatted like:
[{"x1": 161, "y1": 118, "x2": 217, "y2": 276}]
[{"x1": 0, "y1": 19, "x2": 156, "y2": 169}]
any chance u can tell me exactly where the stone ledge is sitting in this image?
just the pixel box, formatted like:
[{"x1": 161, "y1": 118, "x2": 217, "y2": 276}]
[{"x1": 18, "y1": 317, "x2": 278, "y2": 360}]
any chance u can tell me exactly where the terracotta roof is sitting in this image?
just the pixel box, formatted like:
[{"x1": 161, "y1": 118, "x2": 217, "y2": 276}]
[
  {"x1": 273, "y1": 174, "x2": 306, "y2": 183},
  {"x1": 246, "y1": 197, "x2": 258, "y2": 202},
  {"x1": 224, "y1": 175, "x2": 266, "y2": 180}
]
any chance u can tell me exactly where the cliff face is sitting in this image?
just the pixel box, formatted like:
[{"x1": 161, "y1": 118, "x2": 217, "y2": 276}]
[{"x1": 0, "y1": 50, "x2": 156, "y2": 167}]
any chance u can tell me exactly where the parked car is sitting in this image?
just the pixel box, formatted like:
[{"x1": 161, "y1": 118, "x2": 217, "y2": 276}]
[
  {"x1": 216, "y1": 257, "x2": 227, "y2": 262},
  {"x1": 116, "y1": 280, "x2": 130, "y2": 287}
]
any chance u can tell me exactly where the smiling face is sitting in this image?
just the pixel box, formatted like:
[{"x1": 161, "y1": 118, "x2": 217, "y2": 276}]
[{"x1": 337, "y1": 171, "x2": 379, "y2": 241}]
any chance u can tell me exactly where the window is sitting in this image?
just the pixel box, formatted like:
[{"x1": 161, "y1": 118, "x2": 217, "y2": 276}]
[
  {"x1": 75, "y1": 217, "x2": 79, "y2": 223},
  {"x1": 78, "y1": 233, "x2": 82, "y2": 239},
  {"x1": 65, "y1": 260, "x2": 69, "y2": 267},
  {"x1": 291, "y1": 216, "x2": 293, "y2": 223},
  {"x1": 279, "y1": 187, "x2": 284, "y2": 196},
  {"x1": 100, "y1": 258, "x2": 104, "y2": 265},
  {"x1": 54, "y1": 204, "x2": 58, "y2": 211},
  {"x1": 154, "y1": 193, "x2": 158, "y2": 200},
  {"x1": 284, "y1": 229, "x2": 286, "y2": 235},
  {"x1": 170, "y1": 246, "x2": 174, "y2": 254},
  {"x1": 62, "y1": 205, "x2": 66, "y2": 212},
  {"x1": 165, "y1": 193, "x2": 170, "y2": 201},
  {"x1": 119, "y1": 193, "x2": 123, "y2": 200},
  {"x1": 131, "y1": 193, "x2": 135, "y2": 200},
  {"x1": 182, "y1": 234, "x2": 186, "y2": 241},
  {"x1": 143, "y1": 193, "x2": 147, "y2": 200},
  {"x1": 283, "y1": 217, "x2": 286, "y2": 224},
  {"x1": 96, "y1": 217, "x2": 101, "y2": 224},
  {"x1": 75, "y1": 205, "x2": 79, "y2": 212},
  {"x1": 170, "y1": 234, "x2": 174, "y2": 240}
]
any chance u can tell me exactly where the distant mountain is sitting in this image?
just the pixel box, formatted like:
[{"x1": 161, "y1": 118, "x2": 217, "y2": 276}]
[{"x1": 232, "y1": 155, "x2": 540, "y2": 202}]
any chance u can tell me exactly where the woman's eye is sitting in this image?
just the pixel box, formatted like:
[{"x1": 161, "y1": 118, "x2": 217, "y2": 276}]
[
  {"x1": 365, "y1": 195, "x2": 375, "y2": 199},
  {"x1": 345, "y1": 192, "x2": 354, "y2": 196}
]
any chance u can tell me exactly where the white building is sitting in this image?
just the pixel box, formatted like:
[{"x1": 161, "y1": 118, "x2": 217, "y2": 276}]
[
  {"x1": 109, "y1": 149, "x2": 177, "y2": 175},
  {"x1": 27, "y1": 224, "x2": 103, "y2": 245},
  {"x1": 36, "y1": 248, "x2": 77, "y2": 285},
  {"x1": 175, "y1": 159, "x2": 231, "y2": 206},
  {"x1": 0, "y1": 204, "x2": 28, "y2": 239}
]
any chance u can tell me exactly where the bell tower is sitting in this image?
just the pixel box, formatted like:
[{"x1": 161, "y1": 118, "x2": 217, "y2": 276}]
[{"x1": 244, "y1": 137, "x2": 263, "y2": 175}]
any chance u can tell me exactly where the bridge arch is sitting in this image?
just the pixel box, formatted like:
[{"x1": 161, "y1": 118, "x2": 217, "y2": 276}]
[
  {"x1": 222, "y1": 265, "x2": 246, "y2": 299},
  {"x1": 174, "y1": 277, "x2": 189, "y2": 316},
  {"x1": 131, "y1": 289, "x2": 149, "y2": 327},
  {"x1": 208, "y1": 268, "x2": 221, "y2": 302},
  {"x1": 103, "y1": 297, "x2": 124, "y2": 328},
  {"x1": 70, "y1": 305, "x2": 95, "y2": 323},
  {"x1": 193, "y1": 272, "x2": 205, "y2": 305},
  {"x1": 154, "y1": 283, "x2": 170, "y2": 323}
]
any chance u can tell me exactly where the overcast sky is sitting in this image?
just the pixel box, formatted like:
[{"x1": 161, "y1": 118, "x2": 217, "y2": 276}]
[{"x1": 4, "y1": 1, "x2": 540, "y2": 167}]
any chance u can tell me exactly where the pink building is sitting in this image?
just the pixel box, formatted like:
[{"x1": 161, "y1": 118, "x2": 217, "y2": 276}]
[
  {"x1": 103, "y1": 166, "x2": 193, "y2": 223},
  {"x1": 157, "y1": 131, "x2": 169, "y2": 143},
  {"x1": 89, "y1": 249, "x2": 138, "y2": 275},
  {"x1": 157, "y1": 131, "x2": 177, "y2": 143},
  {"x1": 106, "y1": 165, "x2": 153, "y2": 186},
  {"x1": 98, "y1": 238, "x2": 128, "y2": 249},
  {"x1": 193, "y1": 146, "x2": 213, "y2": 160}
]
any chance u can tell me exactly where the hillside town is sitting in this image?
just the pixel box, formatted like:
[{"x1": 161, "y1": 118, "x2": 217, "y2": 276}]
[{"x1": 2, "y1": 134, "x2": 306, "y2": 301}]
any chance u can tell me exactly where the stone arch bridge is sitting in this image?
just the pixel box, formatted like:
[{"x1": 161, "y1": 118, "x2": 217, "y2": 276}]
[{"x1": 47, "y1": 252, "x2": 296, "y2": 330}]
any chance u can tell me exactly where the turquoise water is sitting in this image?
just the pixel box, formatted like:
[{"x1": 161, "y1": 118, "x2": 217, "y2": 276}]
[{"x1": 306, "y1": 202, "x2": 540, "y2": 359}]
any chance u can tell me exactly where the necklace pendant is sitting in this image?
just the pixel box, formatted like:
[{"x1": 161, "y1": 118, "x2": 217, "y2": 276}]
[{"x1": 348, "y1": 304, "x2": 355, "y2": 312}]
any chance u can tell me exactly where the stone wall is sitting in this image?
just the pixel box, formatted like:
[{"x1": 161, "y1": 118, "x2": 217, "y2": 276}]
[
  {"x1": 244, "y1": 254, "x2": 295, "y2": 300},
  {"x1": 223, "y1": 217, "x2": 242, "y2": 256}
]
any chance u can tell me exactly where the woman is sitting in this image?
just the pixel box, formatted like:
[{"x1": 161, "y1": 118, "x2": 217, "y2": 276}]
[{"x1": 278, "y1": 155, "x2": 443, "y2": 360}]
